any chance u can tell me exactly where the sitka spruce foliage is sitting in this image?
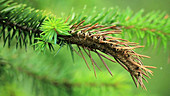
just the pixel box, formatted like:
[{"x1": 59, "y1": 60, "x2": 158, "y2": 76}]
[
  {"x1": 34, "y1": 17, "x2": 71, "y2": 52},
  {"x1": 0, "y1": 0, "x2": 170, "y2": 95},
  {"x1": 0, "y1": 0, "x2": 46, "y2": 48},
  {"x1": 0, "y1": 0, "x2": 169, "y2": 50}
]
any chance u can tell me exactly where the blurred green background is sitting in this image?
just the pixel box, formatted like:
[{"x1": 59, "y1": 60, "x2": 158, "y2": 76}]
[{"x1": 1, "y1": 0, "x2": 170, "y2": 96}]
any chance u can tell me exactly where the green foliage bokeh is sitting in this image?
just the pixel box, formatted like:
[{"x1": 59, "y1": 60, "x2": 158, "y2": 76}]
[{"x1": 0, "y1": 0, "x2": 170, "y2": 96}]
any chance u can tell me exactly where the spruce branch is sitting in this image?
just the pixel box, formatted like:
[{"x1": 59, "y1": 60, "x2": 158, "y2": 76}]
[
  {"x1": 67, "y1": 8, "x2": 170, "y2": 49},
  {"x1": 0, "y1": 0, "x2": 168, "y2": 90},
  {"x1": 0, "y1": 0, "x2": 169, "y2": 49}
]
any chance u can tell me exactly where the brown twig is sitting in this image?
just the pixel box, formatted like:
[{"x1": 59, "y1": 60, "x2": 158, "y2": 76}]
[
  {"x1": 83, "y1": 47, "x2": 102, "y2": 71},
  {"x1": 78, "y1": 46, "x2": 91, "y2": 71},
  {"x1": 95, "y1": 50, "x2": 113, "y2": 76},
  {"x1": 95, "y1": 51, "x2": 116, "y2": 63}
]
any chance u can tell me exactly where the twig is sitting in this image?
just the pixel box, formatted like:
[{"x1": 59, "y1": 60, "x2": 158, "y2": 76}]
[
  {"x1": 95, "y1": 50, "x2": 113, "y2": 76},
  {"x1": 83, "y1": 47, "x2": 102, "y2": 71},
  {"x1": 78, "y1": 46, "x2": 91, "y2": 71}
]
